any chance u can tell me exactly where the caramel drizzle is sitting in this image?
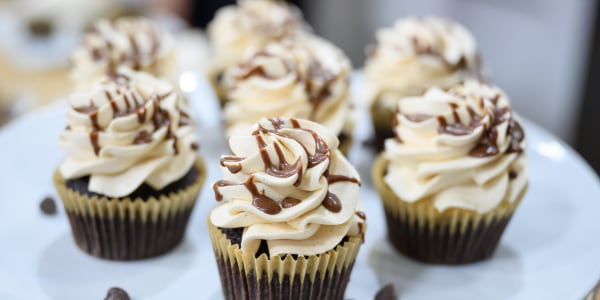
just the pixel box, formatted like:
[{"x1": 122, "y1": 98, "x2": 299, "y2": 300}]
[
  {"x1": 72, "y1": 80, "x2": 182, "y2": 156},
  {"x1": 400, "y1": 92, "x2": 525, "y2": 158},
  {"x1": 235, "y1": 48, "x2": 338, "y2": 119},
  {"x1": 74, "y1": 101, "x2": 101, "y2": 155},
  {"x1": 328, "y1": 175, "x2": 361, "y2": 186},
  {"x1": 410, "y1": 32, "x2": 470, "y2": 70},
  {"x1": 281, "y1": 197, "x2": 301, "y2": 208},
  {"x1": 86, "y1": 21, "x2": 162, "y2": 71},
  {"x1": 213, "y1": 117, "x2": 358, "y2": 215}
]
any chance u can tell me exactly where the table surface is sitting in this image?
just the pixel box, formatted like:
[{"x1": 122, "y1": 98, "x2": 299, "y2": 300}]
[{"x1": 1, "y1": 31, "x2": 600, "y2": 299}]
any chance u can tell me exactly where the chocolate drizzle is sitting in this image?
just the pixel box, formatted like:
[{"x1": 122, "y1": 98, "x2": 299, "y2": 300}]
[
  {"x1": 213, "y1": 118, "x2": 360, "y2": 216},
  {"x1": 281, "y1": 197, "x2": 301, "y2": 208},
  {"x1": 407, "y1": 91, "x2": 525, "y2": 158},
  {"x1": 437, "y1": 102, "x2": 483, "y2": 136},
  {"x1": 74, "y1": 102, "x2": 100, "y2": 130},
  {"x1": 71, "y1": 72, "x2": 184, "y2": 158},
  {"x1": 245, "y1": 177, "x2": 282, "y2": 215},
  {"x1": 355, "y1": 211, "x2": 367, "y2": 220},
  {"x1": 220, "y1": 156, "x2": 244, "y2": 174},
  {"x1": 89, "y1": 131, "x2": 100, "y2": 155},
  {"x1": 328, "y1": 175, "x2": 361, "y2": 186},
  {"x1": 233, "y1": 44, "x2": 339, "y2": 119},
  {"x1": 322, "y1": 191, "x2": 342, "y2": 213},
  {"x1": 133, "y1": 130, "x2": 153, "y2": 144},
  {"x1": 468, "y1": 103, "x2": 522, "y2": 158},
  {"x1": 305, "y1": 61, "x2": 336, "y2": 115},
  {"x1": 410, "y1": 29, "x2": 470, "y2": 70},
  {"x1": 213, "y1": 180, "x2": 235, "y2": 201},
  {"x1": 404, "y1": 114, "x2": 432, "y2": 123},
  {"x1": 83, "y1": 19, "x2": 163, "y2": 72}
]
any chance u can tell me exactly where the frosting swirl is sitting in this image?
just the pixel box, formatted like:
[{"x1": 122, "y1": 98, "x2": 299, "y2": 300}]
[
  {"x1": 59, "y1": 67, "x2": 198, "y2": 198},
  {"x1": 365, "y1": 16, "x2": 481, "y2": 106},
  {"x1": 211, "y1": 118, "x2": 365, "y2": 256},
  {"x1": 208, "y1": 0, "x2": 307, "y2": 73},
  {"x1": 223, "y1": 36, "x2": 351, "y2": 136},
  {"x1": 383, "y1": 80, "x2": 527, "y2": 213},
  {"x1": 71, "y1": 17, "x2": 175, "y2": 87}
]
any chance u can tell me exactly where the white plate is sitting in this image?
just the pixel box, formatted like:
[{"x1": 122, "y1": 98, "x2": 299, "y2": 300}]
[{"x1": 0, "y1": 73, "x2": 599, "y2": 300}]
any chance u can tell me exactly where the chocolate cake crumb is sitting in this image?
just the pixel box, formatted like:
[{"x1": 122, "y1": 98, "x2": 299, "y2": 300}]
[
  {"x1": 105, "y1": 287, "x2": 130, "y2": 300},
  {"x1": 40, "y1": 196, "x2": 57, "y2": 215}
]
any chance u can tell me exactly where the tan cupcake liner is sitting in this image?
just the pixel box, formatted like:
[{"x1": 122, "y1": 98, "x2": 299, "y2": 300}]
[
  {"x1": 207, "y1": 220, "x2": 362, "y2": 300},
  {"x1": 370, "y1": 97, "x2": 397, "y2": 152},
  {"x1": 53, "y1": 157, "x2": 206, "y2": 260},
  {"x1": 207, "y1": 69, "x2": 229, "y2": 108},
  {"x1": 372, "y1": 155, "x2": 527, "y2": 264}
]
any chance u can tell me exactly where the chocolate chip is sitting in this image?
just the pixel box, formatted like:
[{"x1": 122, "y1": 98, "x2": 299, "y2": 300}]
[
  {"x1": 40, "y1": 196, "x2": 57, "y2": 215},
  {"x1": 105, "y1": 287, "x2": 130, "y2": 300},
  {"x1": 375, "y1": 284, "x2": 397, "y2": 300}
]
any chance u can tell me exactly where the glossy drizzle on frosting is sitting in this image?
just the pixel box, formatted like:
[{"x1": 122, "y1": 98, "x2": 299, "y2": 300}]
[
  {"x1": 365, "y1": 16, "x2": 481, "y2": 105},
  {"x1": 210, "y1": 117, "x2": 364, "y2": 256},
  {"x1": 71, "y1": 17, "x2": 175, "y2": 87},
  {"x1": 383, "y1": 80, "x2": 527, "y2": 213},
  {"x1": 223, "y1": 36, "x2": 351, "y2": 137},
  {"x1": 59, "y1": 67, "x2": 197, "y2": 198}
]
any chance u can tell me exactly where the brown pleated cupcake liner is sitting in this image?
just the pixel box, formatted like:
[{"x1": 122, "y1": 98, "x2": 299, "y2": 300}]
[
  {"x1": 53, "y1": 157, "x2": 206, "y2": 261},
  {"x1": 207, "y1": 221, "x2": 362, "y2": 300},
  {"x1": 338, "y1": 131, "x2": 353, "y2": 156},
  {"x1": 207, "y1": 69, "x2": 229, "y2": 108},
  {"x1": 372, "y1": 155, "x2": 527, "y2": 264},
  {"x1": 370, "y1": 98, "x2": 396, "y2": 152}
]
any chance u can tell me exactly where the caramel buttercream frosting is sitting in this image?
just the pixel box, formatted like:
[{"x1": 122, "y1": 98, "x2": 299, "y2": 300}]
[
  {"x1": 211, "y1": 117, "x2": 365, "y2": 256},
  {"x1": 383, "y1": 80, "x2": 527, "y2": 213},
  {"x1": 59, "y1": 67, "x2": 198, "y2": 198}
]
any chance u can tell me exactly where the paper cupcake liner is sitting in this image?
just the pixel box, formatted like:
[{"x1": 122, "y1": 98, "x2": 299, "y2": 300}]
[
  {"x1": 370, "y1": 98, "x2": 396, "y2": 152},
  {"x1": 208, "y1": 70, "x2": 229, "y2": 108},
  {"x1": 372, "y1": 155, "x2": 526, "y2": 264},
  {"x1": 53, "y1": 157, "x2": 206, "y2": 261},
  {"x1": 338, "y1": 131, "x2": 353, "y2": 156},
  {"x1": 207, "y1": 221, "x2": 362, "y2": 300}
]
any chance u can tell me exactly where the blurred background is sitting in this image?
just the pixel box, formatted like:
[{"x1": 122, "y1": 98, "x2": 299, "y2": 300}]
[{"x1": 0, "y1": 0, "x2": 599, "y2": 172}]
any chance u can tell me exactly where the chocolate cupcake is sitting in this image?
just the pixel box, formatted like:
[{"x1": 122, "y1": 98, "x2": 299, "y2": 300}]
[
  {"x1": 209, "y1": 117, "x2": 366, "y2": 299},
  {"x1": 54, "y1": 68, "x2": 206, "y2": 260},
  {"x1": 222, "y1": 36, "x2": 354, "y2": 154},
  {"x1": 207, "y1": 0, "x2": 308, "y2": 104},
  {"x1": 71, "y1": 17, "x2": 176, "y2": 89},
  {"x1": 372, "y1": 80, "x2": 527, "y2": 264},
  {"x1": 365, "y1": 17, "x2": 482, "y2": 150}
]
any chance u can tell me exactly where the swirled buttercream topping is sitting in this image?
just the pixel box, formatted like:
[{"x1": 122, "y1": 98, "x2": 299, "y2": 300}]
[
  {"x1": 223, "y1": 36, "x2": 351, "y2": 136},
  {"x1": 383, "y1": 80, "x2": 527, "y2": 213},
  {"x1": 59, "y1": 67, "x2": 198, "y2": 198},
  {"x1": 365, "y1": 16, "x2": 481, "y2": 105},
  {"x1": 211, "y1": 117, "x2": 365, "y2": 256},
  {"x1": 71, "y1": 17, "x2": 175, "y2": 86},
  {"x1": 208, "y1": 0, "x2": 307, "y2": 72}
]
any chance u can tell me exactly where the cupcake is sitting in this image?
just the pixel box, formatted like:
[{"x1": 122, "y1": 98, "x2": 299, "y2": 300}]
[
  {"x1": 53, "y1": 67, "x2": 206, "y2": 260},
  {"x1": 372, "y1": 80, "x2": 527, "y2": 264},
  {"x1": 71, "y1": 17, "x2": 176, "y2": 89},
  {"x1": 365, "y1": 16, "x2": 482, "y2": 150},
  {"x1": 207, "y1": 0, "x2": 308, "y2": 104},
  {"x1": 222, "y1": 36, "x2": 354, "y2": 154},
  {"x1": 209, "y1": 117, "x2": 366, "y2": 299}
]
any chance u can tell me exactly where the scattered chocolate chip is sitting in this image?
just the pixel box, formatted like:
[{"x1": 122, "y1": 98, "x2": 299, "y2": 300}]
[
  {"x1": 28, "y1": 19, "x2": 53, "y2": 37},
  {"x1": 40, "y1": 196, "x2": 57, "y2": 215},
  {"x1": 105, "y1": 287, "x2": 130, "y2": 300},
  {"x1": 375, "y1": 283, "x2": 397, "y2": 300}
]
